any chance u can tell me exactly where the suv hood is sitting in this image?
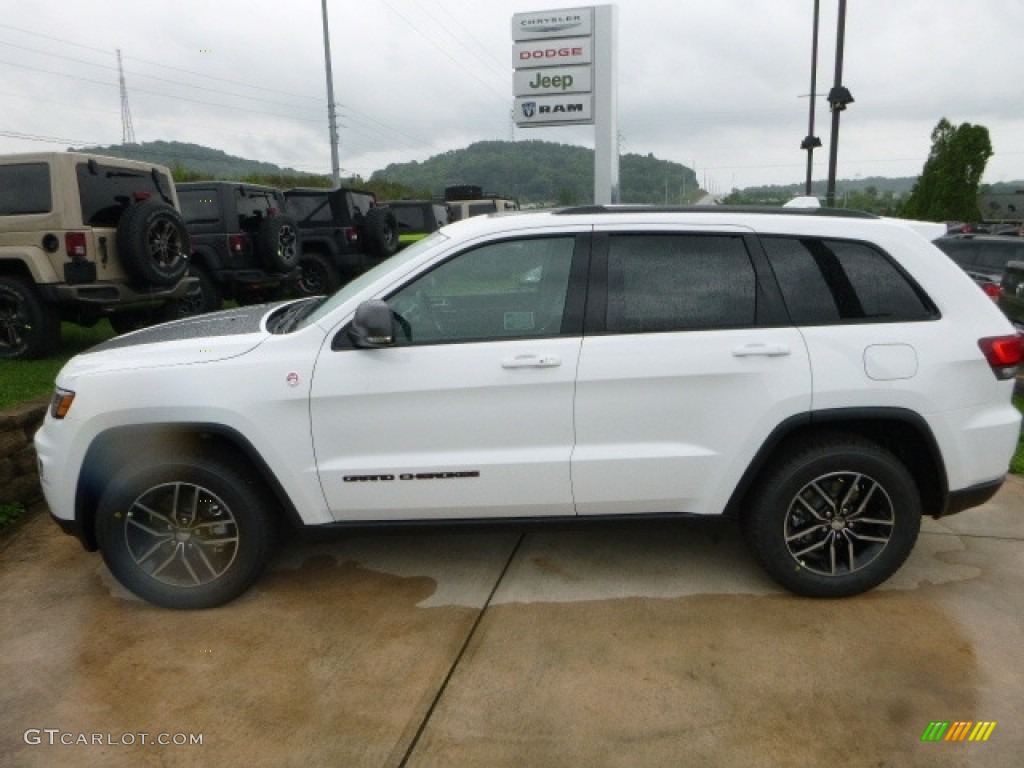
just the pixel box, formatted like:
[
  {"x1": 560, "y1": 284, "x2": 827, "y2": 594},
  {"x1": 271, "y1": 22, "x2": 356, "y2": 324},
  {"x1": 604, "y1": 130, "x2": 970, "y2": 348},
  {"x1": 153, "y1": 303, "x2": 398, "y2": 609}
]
[{"x1": 65, "y1": 303, "x2": 280, "y2": 376}]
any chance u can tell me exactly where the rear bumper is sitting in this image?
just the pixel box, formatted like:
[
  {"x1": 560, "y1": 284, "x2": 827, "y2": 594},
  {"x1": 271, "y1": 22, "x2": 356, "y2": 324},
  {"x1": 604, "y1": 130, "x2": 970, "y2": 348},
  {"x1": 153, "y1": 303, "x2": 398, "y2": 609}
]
[
  {"x1": 939, "y1": 476, "x2": 1005, "y2": 518},
  {"x1": 41, "y1": 276, "x2": 199, "y2": 307}
]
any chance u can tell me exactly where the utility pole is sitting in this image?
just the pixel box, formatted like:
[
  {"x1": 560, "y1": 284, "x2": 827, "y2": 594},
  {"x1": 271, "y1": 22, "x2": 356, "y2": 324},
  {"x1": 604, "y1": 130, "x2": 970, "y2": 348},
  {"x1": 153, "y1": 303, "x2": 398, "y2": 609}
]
[{"x1": 321, "y1": 0, "x2": 341, "y2": 188}]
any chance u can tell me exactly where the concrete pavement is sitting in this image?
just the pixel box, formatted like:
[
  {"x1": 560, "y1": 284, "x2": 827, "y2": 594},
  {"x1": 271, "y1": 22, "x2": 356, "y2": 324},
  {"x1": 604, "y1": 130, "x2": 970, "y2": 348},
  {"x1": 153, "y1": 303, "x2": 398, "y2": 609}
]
[{"x1": 1, "y1": 480, "x2": 1021, "y2": 767}]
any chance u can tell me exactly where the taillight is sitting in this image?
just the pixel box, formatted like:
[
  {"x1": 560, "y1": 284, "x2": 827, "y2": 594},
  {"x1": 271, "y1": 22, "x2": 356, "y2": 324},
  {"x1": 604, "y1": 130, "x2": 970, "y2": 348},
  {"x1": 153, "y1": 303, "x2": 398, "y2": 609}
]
[
  {"x1": 343, "y1": 226, "x2": 359, "y2": 244},
  {"x1": 228, "y1": 234, "x2": 246, "y2": 253},
  {"x1": 978, "y1": 335, "x2": 1023, "y2": 380},
  {"x1": 65, "y1": 232, "x2": 87, "y2": 259},
  {"x1": 982, "y1": 283, "x2": 1001, "y2": 301},
  {"x1": 132, "y1": 190, "x2": 152, "y2": 202}
]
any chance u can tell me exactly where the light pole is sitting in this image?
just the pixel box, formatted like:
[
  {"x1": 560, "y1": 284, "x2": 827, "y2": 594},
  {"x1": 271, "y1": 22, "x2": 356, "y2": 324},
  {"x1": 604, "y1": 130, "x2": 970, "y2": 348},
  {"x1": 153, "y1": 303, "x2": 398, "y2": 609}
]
[
  {"x1": 800, "y1": 0, "x2": 822, "y2": 196},
  {"x1": 321, "y1": 0, "x2": 341, "y2": 188},
  {"x1": 825, "y1": 0, "x2": 854, "y2": 207}
]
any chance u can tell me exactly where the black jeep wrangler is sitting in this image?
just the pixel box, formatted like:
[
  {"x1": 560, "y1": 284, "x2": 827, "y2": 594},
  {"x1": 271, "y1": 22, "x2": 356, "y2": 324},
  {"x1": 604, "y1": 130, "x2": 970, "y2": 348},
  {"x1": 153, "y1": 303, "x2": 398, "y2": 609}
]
[
  {"x1": 283, "y1": 187, "x2": 399, "y2": 296},
  {"x1": 176, "y1": 182, "x2": 301, "y2": 312}
]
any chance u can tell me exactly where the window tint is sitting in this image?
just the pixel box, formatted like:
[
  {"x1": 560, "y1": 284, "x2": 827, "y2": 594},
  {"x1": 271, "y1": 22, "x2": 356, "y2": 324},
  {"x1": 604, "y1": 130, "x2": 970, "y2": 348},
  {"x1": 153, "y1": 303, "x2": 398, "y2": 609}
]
[
  {"x1": 605, "y1": 235, "x2": 756, "y2": 332},
  {"x1": 75, "y1": 162, "x2": 174, "y2": 227},
  {"x1": 387, "y1": 237, "x2": 576, "y2": 344},
  {"x1": 392, "y1": 206, "x2": 426, "y2": 230},
  {"x1": 286, "y1": 194, "x2": 333, "y2": 224},
  {"x1": 762, "y1": 237, "x2": 936, "y2": 324},
  {"x1": 0, "y1": 164, "x2": 51, "y2": 215},
  {"x1": 178, "y1": 188, "x2": 220, "y2": 225},
  {"x1": 346, "y1": 192, "x2": 375, "y2": 219}
]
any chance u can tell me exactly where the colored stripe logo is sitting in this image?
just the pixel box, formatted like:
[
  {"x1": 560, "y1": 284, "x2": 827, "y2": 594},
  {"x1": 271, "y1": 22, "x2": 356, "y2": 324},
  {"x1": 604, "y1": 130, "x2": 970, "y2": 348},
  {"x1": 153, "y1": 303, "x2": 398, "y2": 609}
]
[{"x1": 921, "y1": 721, "x2": 996, "y2": 742}]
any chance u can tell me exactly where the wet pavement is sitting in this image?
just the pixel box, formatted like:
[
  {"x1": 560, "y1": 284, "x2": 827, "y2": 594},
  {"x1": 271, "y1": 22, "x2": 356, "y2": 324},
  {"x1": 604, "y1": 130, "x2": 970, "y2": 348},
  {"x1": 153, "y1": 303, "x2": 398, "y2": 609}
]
[{"x1": 1, "y1": 479, "x2": 1022, "y2": 767}]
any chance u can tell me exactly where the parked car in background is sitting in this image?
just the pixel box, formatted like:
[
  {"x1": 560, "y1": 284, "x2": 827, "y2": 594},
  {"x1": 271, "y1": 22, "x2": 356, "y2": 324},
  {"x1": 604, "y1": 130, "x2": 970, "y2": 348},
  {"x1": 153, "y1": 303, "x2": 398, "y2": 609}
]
[
  {"x1": 284, "y1": 187, "x2": 399, "y2": 297},
  {"x1": 0, "y1": 152, "x2": 196, "y2": 358},
  {"x1": 37, "y1": 205, "x2": 1022, "y2": 608},
  {"x1": 176, "y1": 181, "x2": 300, "y2": 313},
  {"x1": 998, "y1": 261, "x2": 1024, "y2": 330},
  {"x1": 933, "y1": 234, "x2": 1024, "y2": 301},
  {"x1": 443, "y1": 185, "x2": 519, "y2": 221},
  {"x1": 382, "y1": 200, "x2": 450, "y2": 248}
]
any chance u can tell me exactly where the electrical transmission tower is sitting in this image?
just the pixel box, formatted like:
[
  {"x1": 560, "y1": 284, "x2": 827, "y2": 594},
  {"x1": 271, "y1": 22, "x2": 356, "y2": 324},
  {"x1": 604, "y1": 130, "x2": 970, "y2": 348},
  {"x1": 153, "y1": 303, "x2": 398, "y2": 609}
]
[{"x1": 117, "y1": 49, "x2": 137, "y2": 145}]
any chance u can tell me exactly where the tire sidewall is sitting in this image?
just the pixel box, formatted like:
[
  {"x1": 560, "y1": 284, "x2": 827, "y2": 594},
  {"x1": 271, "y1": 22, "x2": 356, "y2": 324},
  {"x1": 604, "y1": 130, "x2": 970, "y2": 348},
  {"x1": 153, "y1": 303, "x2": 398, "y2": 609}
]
[
  {"x1": 116, "y1": 200, "x2": 190, "y2": 287},
  {"x1": 95, "y1": 459, "x2": 274, "y2": 609},
  {"x1": 745, "y1": 439, "x2": 921, "y2": 597},
  {"x1": 295, "y1": 253, "x2": 341, "y2": 296}
]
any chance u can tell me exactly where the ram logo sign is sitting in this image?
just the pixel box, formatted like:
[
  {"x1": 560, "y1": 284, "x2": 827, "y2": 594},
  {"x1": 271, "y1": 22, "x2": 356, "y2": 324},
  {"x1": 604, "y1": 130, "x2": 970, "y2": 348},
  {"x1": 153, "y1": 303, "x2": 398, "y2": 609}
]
[{"x1": 514, "y1": 95, "x2": 593, "y2": 126}]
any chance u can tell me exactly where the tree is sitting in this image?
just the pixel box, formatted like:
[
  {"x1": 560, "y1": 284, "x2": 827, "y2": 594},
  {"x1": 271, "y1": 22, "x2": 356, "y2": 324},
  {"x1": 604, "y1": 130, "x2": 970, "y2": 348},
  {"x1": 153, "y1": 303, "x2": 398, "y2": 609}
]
[{"x1": 901, "y1": 118, "x2": 993, "y2": 222}]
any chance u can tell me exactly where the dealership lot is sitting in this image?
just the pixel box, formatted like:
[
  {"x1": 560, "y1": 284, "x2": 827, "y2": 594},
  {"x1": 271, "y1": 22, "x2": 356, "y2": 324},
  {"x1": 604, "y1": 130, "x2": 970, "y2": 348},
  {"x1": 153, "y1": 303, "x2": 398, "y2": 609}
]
[{"x1": 1, "y1": 483, "x2": 1022, "y2": 767}]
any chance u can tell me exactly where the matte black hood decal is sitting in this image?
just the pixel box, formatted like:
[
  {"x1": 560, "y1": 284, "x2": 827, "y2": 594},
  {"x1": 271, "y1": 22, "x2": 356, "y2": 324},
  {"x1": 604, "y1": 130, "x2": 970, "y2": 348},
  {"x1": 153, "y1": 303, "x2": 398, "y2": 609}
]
[{"x1": 92, "y1": 303, "x2": 282, "y2": 352}]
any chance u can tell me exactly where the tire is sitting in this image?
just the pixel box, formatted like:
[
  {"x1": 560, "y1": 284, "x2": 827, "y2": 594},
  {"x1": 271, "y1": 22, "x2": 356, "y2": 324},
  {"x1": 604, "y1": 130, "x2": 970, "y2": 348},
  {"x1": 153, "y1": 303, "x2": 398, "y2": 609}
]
[
  {"x1": 176, "y1": 265, "x2": 221, "y2": 318},
  {"x1": 116, "y1": 200, "x2": 190, "y2": 286},
  {"x1": 742, "y1": 434, "x2": 921, "y2": 598},
  {"x1": 0, "y1": 275, "x2": 60, "y2": 359},
  {"x1": 363, "y1": 207, "x2": 399, "y2": 259},
  {"x1": 294, "y1": 253, "x2": 342, "y2": 297},
  {"x1": 256, "y1": 214, "x2": 300, "y2": 272},
  {"x1": 95, "y1": 456, "x2": 276, "y2": 609}
]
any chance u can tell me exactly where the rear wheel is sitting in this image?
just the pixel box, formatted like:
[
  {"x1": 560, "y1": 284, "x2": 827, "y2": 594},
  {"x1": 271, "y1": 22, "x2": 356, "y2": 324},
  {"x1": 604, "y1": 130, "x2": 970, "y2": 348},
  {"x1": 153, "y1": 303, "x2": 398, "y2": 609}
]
[
  {"x1": 0, "y1": 275, "x2": 60, "y2": 359},
  {"x1": 294, "y1": 253, "x2": 342, "y2": 297},
  {"x1": 95, "y1": 456, "x2": 276, "y2": 609},
  {"x1": 743, "y1": 434, "x2": 921, "y2": 597}
]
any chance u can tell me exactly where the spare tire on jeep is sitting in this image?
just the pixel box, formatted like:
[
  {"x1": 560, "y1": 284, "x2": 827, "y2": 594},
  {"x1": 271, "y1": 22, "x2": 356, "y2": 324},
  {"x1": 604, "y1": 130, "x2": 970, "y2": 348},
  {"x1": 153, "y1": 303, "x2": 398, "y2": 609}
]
[
  {"x1": 116, "y1": 200, "x2": 189, "y2": 287},
  {"x1": 363, "y1": 207, "x2": 399, "y2": 259},
  {"x1": 256, "y1": 214, "x2": 300, "y2": 272}
]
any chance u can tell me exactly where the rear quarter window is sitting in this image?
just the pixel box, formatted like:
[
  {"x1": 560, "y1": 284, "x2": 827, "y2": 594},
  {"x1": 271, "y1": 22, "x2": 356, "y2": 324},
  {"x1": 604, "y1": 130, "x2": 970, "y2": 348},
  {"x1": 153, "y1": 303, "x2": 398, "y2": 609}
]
[
  {"x1": 0, "y1": 163, "x2": 51, "y2": 215},
  {"x1": 762, "y1": 236, "x2": 937, "y2": 324}
]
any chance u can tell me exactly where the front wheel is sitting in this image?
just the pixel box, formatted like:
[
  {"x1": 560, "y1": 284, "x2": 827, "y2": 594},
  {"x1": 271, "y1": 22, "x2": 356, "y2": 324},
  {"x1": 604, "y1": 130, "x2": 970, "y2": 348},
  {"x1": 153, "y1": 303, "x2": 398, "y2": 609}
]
[
  {"x1": 95, "y1": 457, "x2": 276, "y2": 609},
  {"x1": 0, "y1": 275, "x2": 60, "y2": 359},
  {"x1": 294, "y1": 253, "x2": 342, "y2": 297},
  {"x1": 743, "y1": 434, "x2": 921, "y2": 597}
]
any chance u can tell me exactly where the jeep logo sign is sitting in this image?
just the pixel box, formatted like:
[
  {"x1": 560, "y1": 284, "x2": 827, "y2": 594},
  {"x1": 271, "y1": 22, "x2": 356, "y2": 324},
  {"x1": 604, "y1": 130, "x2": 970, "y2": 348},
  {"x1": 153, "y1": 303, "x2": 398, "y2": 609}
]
[
  {"x1": 514, "y1": 65, "x2": 592, "y2": 96},
  {"x1": 512, "y1": 37, "x2": 592, "y2": 69}
]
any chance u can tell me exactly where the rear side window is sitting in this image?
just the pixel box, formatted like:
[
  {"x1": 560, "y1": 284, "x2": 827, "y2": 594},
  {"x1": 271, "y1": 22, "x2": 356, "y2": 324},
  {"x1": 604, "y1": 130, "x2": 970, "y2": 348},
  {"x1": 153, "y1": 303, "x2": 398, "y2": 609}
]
[
  {"x1": 606, "y1": 234, "x2": 756, "y2": 332},
  {"x1": 392, "y1": 206, "x2": 426, "y2": 230},
  {"x1": 762, "y1": 237, "x2": 937, "y2": 324},
  {"x1": 286, "y1": 194, "x2": 333, "y2": 224},
  {"x1": 75, "y1": 162, "x2": 174, "y2": 227},
  {"x1": 178, "y1": 188, "x2": 220, "y2": 225},
  {"x1": 0, "y1": 163, "x2": 51, "y2": 215}
]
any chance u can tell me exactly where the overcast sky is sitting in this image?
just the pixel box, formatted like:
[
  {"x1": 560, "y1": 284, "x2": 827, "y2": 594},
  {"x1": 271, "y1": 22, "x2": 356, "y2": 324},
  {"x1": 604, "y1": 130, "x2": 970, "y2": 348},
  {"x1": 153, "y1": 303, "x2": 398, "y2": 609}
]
[{"x1": 1, "y1": 0, "x2": 1022, "y2": 192}]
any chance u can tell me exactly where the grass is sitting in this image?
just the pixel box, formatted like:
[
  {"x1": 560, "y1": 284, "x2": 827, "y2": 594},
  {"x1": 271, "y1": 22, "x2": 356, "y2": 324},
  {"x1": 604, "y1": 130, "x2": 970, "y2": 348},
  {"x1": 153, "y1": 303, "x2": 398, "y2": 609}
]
[
  {"x1": 1012, "y1": 393, "x2": 1024, "y2": 476},
  {"x1": 0, "y1": 321, "x2": 115, "y2": 408},
  {"x1": 0, "y1": 502, "x2": 26, "y2": 535}
]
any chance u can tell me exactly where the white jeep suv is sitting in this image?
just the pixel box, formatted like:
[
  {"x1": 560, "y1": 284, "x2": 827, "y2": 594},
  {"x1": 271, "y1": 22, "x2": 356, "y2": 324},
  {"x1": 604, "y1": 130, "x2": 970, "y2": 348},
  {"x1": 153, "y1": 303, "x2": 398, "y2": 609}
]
[{"x1": 35, "y1": 206, "x2": 1023, "y2": 608}]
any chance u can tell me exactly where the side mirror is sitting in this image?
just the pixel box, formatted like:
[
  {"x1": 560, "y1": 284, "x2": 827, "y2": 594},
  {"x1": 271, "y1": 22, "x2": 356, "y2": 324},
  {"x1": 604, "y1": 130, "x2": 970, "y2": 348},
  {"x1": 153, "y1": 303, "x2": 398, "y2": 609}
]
[{"x1": 349, "y1": 299, "x2": 396, "y2": 348}]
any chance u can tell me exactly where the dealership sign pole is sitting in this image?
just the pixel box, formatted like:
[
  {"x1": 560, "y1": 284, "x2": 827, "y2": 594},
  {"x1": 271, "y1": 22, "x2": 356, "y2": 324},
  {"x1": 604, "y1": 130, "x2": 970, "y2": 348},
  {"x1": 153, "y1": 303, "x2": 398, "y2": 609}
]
[{"x1": 512, "y1": 5, "x2": 619, "y2": 204}]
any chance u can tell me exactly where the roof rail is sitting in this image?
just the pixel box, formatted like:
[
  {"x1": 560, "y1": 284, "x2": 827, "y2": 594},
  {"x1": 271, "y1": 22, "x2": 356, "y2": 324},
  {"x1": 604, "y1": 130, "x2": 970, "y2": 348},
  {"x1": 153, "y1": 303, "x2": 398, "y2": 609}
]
[{"x1": 553, "y1": 204, "x2": 878, "y2": 219}]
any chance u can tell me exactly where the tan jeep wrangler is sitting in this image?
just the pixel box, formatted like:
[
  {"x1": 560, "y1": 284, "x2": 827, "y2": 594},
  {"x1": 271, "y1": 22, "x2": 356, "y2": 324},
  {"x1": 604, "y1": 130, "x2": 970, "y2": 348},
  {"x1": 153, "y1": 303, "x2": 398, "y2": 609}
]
[{"x1": 0, "y1": 152, "x2": 197, "y2": 359}]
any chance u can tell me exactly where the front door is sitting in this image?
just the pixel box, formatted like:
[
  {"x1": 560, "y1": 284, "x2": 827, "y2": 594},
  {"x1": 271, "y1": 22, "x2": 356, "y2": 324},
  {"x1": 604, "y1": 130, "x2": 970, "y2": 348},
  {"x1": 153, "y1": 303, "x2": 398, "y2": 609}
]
[{"x1": 310, "y1": 233, "x2": 588, "y2": 520}]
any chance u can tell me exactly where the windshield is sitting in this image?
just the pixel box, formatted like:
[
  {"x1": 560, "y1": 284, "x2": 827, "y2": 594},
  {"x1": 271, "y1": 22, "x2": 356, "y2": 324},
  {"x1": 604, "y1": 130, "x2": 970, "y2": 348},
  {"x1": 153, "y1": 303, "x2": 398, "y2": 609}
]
[{"x1": 296, "y1": 230, "x2": 448, "y2": 329}]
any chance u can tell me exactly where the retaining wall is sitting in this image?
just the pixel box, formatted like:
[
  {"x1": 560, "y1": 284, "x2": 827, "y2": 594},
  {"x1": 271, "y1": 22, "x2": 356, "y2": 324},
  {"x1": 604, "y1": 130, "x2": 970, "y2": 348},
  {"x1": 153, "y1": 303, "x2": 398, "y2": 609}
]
[{"x1": 0, "y1": 398, "x2": 48, "y2": 507}]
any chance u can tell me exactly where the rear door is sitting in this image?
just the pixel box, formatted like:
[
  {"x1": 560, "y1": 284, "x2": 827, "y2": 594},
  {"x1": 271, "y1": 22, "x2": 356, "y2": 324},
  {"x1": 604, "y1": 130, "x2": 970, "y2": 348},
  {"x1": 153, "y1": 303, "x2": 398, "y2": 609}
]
[{"x1": 571, "y1": 226, "x2": 813, "y2": 516}]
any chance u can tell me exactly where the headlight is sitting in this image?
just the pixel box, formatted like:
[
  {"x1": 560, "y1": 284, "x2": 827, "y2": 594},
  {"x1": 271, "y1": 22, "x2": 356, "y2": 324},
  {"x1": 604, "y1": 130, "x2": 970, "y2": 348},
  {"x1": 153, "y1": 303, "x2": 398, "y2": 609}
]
[{"x1": 50, "y1": 388, "x2": 75, "y2": 419}]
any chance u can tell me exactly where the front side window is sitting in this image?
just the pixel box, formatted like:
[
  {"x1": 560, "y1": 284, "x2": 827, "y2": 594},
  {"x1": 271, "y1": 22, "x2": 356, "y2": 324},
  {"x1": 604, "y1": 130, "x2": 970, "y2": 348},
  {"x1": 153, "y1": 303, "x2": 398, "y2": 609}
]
[
  {"x1": 386, "y1": 236, "x2": 576, "y2": 344},
  {"x1": 605, "y1": 234, "x2": 757, "y2": 333},
  {"x1": 0, "y1": 164, "x2": 51, "y2": 215},
  {"x1": 762, "y1": 236, "x2": 937, "y2": 324}
]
